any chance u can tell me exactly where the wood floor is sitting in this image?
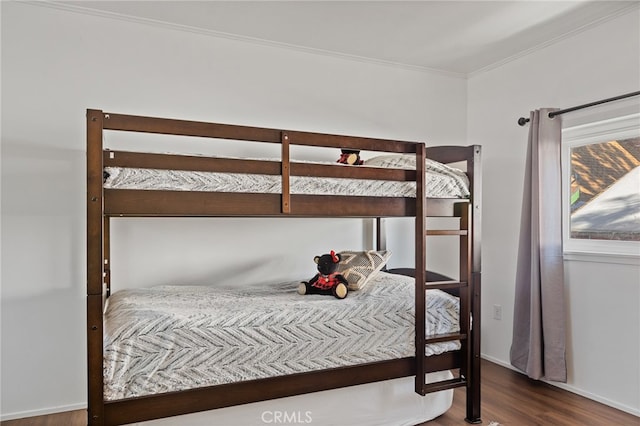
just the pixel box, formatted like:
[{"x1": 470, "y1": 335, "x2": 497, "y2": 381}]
[
  {"x1": 2, "y1": 360, "x2": 638, "y2": 426},
  {"x1": 421, "y1": 360, "x2": 638, "y2": 426}
]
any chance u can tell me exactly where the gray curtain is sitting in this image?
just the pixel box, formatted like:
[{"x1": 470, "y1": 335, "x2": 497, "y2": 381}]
[{"x1": 510, "y1": 108, "x2": 567, "y2": 382}]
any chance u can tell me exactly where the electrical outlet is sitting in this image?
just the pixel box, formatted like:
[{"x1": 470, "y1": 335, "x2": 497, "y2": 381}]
[{"x1": 493, "y1": 304, "x2": 502, "y2": 320}]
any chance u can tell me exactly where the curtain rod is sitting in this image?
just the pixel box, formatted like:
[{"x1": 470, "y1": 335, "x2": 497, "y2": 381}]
[{"x1": 517, "y1": 90, "x2": 640, "y2": 126}]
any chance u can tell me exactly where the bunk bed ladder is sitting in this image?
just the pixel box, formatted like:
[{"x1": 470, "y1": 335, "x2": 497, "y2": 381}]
[
  {"x1": 416, "y1": 202, "x2": 472, "y2": 395},
  {"x1": 413, "y1": 144, "x2": 482, "y2": 424}
]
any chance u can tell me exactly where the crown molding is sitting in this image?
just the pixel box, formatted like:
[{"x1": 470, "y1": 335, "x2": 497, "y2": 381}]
[
  {"x1": 469, "y1": 2, "x2": 640, "y2": 79},
  {"x1": 21, "y1": 0, "x2": 638, "y2": 81},
  {"x1": 25, "y1": 0, "x2": 467, "y2": 80}
]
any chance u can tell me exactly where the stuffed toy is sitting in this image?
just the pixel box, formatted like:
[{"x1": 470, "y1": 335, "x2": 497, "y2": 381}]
[
  {"x1": 298, "y1": 250, "x2": 349, "y2": 299},
  {"x1": 337, "y1": 149, "x2": 363, "y2": 165}
]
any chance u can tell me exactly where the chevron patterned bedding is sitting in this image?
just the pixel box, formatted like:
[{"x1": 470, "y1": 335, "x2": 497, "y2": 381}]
[
  {"x1": 103, "y1": 272, "x2": 460, "y2": 400},
  {"x1": 103, "y1": 157, "x2": 470, "y2": 199}
]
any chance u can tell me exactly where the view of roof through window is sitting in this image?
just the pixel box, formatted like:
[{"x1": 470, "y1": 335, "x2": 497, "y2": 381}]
[{"x1": 570, "y1": 137, "x2": 640, "y2": 241}]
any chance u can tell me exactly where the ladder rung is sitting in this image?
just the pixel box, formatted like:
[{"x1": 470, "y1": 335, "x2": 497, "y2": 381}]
[
  {"x1": 421, "y1": 377, "x2": 467, "y2": 394},
  {"x1": 426, "y1": 280, "x2": 467, "y2": 290},
  {"x1": 425, "y1": 332, "x2": 467, "y2": 344},
  {"x1": 426, "y1": 229, "x2": 468, "y2": 236}
]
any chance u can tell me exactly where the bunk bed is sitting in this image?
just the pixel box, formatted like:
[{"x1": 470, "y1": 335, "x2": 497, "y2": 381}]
[{"x1": 86, "y1": 109, "x2": 482, "y2": 425}]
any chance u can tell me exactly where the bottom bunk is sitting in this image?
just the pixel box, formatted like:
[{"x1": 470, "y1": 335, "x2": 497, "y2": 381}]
[{"x1": 101, "y1": 270, "x2": 464, "y2": 425}]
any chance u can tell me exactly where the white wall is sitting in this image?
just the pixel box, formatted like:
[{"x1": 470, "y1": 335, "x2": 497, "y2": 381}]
[
  {"x1": 4, "y1": 1, "x2": 638, "y2": 420},
  {"x1": 468, "y1": 8, "x2": 640, "y2": 416},
  {"x1": 0, "y1": 2, "x2": 467, "y2": 419}
]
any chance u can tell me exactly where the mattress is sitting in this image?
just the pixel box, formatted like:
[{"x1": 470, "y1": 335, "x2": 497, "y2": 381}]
[
  {"x1": 104, "y1": 272, "x2": 460, "y2": 400},
  {"x1": 103, "y1": 155, "x2": 470, "y2": 199}
]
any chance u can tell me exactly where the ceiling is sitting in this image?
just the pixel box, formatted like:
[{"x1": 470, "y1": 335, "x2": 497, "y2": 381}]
[{"x1": 52, "y1": 0, "x2": 638, "y2": 77}]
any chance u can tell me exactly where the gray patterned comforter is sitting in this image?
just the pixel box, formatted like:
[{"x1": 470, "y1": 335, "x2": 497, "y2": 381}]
[
  {"x1": 103, "y1": 158, "x2": 469, "y2": 199},
  {"x1": 104, "y1": 272, "x2": 460, "y2": 400}
]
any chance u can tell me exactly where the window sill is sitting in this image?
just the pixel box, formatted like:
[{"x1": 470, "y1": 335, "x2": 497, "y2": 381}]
[{"x1": 563, "y1": 250, "x2": 640, "y2": 265}]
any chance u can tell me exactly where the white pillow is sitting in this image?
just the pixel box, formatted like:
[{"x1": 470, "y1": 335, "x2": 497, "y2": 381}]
[
  {"x1": 365, "y1": 154, "x2": 416, "y2": 169},
  {"x1": 336, "y1": 250, "x2": 392, "y2": 291}
]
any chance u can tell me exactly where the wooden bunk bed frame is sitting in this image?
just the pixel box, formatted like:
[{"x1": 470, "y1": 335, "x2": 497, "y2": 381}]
[{"x1": 86, "y1": 109, "x2": 482, "y2": 425}]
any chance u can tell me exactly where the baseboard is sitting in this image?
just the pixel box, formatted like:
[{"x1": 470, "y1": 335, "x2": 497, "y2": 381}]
[
  {"x1": 480, "y1": 354, "x2": 640, "y2": 418},
  {"x1": 0, "y1": 403, "x2": 86, "y2": 422}
]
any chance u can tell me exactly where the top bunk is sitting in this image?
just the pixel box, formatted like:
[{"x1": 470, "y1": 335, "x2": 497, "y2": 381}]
[{"x1": 87, "y1": 109, "x2": 480, "y2": 218}]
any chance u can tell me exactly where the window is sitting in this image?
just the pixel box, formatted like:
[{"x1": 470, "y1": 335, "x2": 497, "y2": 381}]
[{"x1": 562, "y1": 113, "x2": 640, "y2": 258}]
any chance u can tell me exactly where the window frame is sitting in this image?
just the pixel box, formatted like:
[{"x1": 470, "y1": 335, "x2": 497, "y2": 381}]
[{"x1": 561, "y1": 112, "x2": 640, "y2": 261}]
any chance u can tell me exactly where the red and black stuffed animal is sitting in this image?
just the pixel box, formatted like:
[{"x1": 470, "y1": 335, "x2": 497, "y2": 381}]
[
  {"x1": 337, "y1": 149, "x2": 363, "y2": 165},
  {"x1": 298, "y1": 250, "x2": 349, "y2": 299}
]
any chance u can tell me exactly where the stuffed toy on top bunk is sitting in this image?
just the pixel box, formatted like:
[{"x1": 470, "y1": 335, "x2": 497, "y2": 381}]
[
  {"x1": 336, "y1": 149, "x2": 363, "y2": 165},
  {"x1": 298, "y1": 250, "x2": 349, "y2": 299}
]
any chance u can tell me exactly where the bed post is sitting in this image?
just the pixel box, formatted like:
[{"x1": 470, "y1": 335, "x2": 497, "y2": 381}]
[
  {"x1": 104, "y1": 217, "x2": 111, "y2": 297},
  {"x1": 87, "y1": 109, "x2": 105, "y2": 426},
  {"x1": 376, "y1": 218, "x2": 386, "y2": 251},
  {"x1": 414, "y1": 143, "x2": 427, "y2": 395},
  {"x1": 465, "y1": 145, "x2": 482, "y2": 424}
]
